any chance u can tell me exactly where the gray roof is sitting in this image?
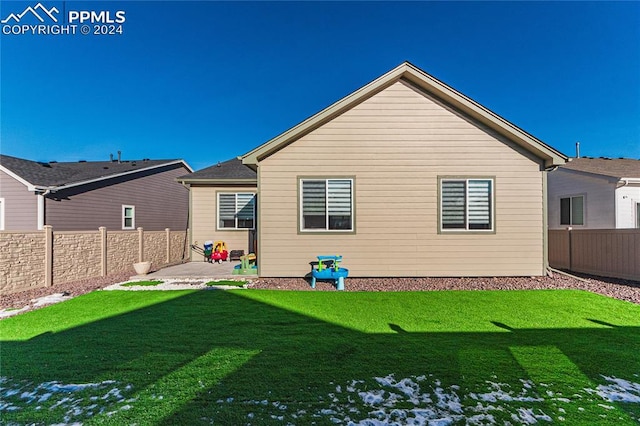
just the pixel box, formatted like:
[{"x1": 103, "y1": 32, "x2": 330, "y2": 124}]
[
  {"x1": 178, "y1": 158, "x2": 256, "y2": 182},
  {"x1": 560, "y1": 157, "x2": 640, "y2": 179},
  {"x1": 0, "y1": 154, "x2": 188, "y2": 188}
]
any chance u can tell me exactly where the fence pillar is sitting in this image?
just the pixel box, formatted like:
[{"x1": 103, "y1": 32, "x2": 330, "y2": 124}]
[
  {"x1": 99, "y1": 227, "x2": 107, "y2": 277},
  {"x1": 44, "y1": 225, "x2": 53, "y2": 287},
  {"x1": 138, "y1": 227, "x2": 144, "y2": 263},
  {"x1": 165, "y1": 228, "x2": 171, "y2": 264}
]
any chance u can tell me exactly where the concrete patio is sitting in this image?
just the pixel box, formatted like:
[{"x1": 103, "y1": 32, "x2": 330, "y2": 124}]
[{"x1": 138, "y1": 260, "x2": 257, "y2": 280}]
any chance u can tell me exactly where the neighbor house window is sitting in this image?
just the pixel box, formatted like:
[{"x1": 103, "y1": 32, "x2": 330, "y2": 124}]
[
  {"x1": 300, "y1": 178, "x2": 353, "y2": 231},
  {"x1": 560, "y1": 196, "x2": 584, "y2": 226},
  {"x1": 440, "y1": 178, "x2": 493, "y2": 231},
  {"x1": 122, "y1": 205, "x2": 135, "y2": 230},
  {"x1": 217, "y1": 192, "x2": 256, "y2": 230}
]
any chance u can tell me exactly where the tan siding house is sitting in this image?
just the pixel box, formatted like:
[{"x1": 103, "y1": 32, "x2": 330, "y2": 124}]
[
  {"x1": 178, "y1": 159, "x2": 258, "y2": 259},
  {"x1": 190, "y1": 185, "x2": 257, "y2": 259},
  {"x1": 183, "y1": 62, "x2": 567, "y2": 277}
]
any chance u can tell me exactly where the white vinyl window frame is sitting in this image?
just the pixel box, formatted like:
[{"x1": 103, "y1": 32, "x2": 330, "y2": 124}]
[
  {"x1": 122, "y1": 205, "x2": 135, "y2": 230},
  {"x1": 439, "y1": 177, "x2": 495, "y2": 233},
  {"x1": 560, "y1": 195, "x2": 585, "y2": 226},
  {"x1": 299, "y1": 177, "x2": 354, "y2": 233},
  {"x1": 216, "y1": 192, "x2": 256, "y2": 230}
]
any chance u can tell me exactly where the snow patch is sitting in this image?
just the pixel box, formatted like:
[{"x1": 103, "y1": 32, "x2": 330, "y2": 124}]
[
  {"x1": 32, "y1": 293, "x2": 72, "y2": 307},
  {"x1": 208, "y1": 374, "x2": 640, "y2": 424},
  {"x1": 592, "y1": 375, "x2": 640, "y2": 403},
  {"x1": 0, "y1": 377, "x2": 135, "y2": 423}
]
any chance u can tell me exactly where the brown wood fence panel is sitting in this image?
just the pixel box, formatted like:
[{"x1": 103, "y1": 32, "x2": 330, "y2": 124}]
[
  {"x1": 548, "y1": 229, "x2": 640, "y2": 281},
  {"x1": 548, "y1": 230, "x2": 570, "y2": 270}
]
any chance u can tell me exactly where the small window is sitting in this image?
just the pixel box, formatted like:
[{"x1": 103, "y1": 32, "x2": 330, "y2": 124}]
[
  {"x1": 217, "y1": 193, "x2": 256, "y2": 230},
  {"x1": 560, "y1": 196, "x2": 584, "y2": 226},
  {"x1": 440, "y1": 178, "x2": 493, "y2": 232},
  {"x1": 122, "y1": 205, "x2": 135, "y2": 230},
  {"x1": 300, "y1": 178, "x2": 353, "y2": 232}
]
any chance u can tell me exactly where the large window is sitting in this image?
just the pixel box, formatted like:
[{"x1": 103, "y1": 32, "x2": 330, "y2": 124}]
[
  {"x1": 560, "y1": 195, "x2": 584, "y2": 226},
  {"x1": 440, "y1": 178, "x2": 493, "y2": 232},
  {"x1": 122, "y1": 205, "x2": 135, "y2": 230},
  {"x1": 300, "y1": 178, "x2": 353, "y2": 231},
  {"x1": 218, "y1": 192, "x2": 256, "y2": 230}
]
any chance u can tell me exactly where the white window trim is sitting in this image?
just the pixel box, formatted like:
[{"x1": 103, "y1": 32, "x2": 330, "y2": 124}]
[
  {"x1": 216, "y1": 192, "x2": 256, "y2": 230},
  {"x1": 560, "y1": 194, "x2": 585, "y2": 226},
  {"x1": 0, "y1": 197, "x2": 4, "y2": 231},
  {"x1": 122, "y1": 205, "x2": 135, "y2": 230},
  {"x1": 439, "y1": 177, "x2": 495, "y2": 233},
  {"x1": 299, "y1": 178, "x2": 354, "y2": 232}
]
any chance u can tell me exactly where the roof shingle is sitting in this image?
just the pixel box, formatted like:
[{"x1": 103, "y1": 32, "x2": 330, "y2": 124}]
[
  {"x1": 177, "y1": 158, "x2": 256, "y2": 181},
  {"x1": 560, "y1": 157, "x2": 640, "y2": 179},
  {"x1": 0, "y1": 154, "x2": 186, "y2": 188}
]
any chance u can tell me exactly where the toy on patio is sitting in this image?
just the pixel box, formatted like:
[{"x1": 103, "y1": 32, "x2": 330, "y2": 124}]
[
  {"x1": 191, "y1": 241, "x2": 228, "y2": 263},
  {"x1": 211, "y1": 241, "x2": 229, "y2": 263},
  {"x1": 310, "y1": 255, "x2": 348, "y2": 290},
  {"x1": 190, "y1": 241, "x2": 213, "y2": 262},
  {"x1": 233, "y1": 253, "x2": 257, "y2": 275}
]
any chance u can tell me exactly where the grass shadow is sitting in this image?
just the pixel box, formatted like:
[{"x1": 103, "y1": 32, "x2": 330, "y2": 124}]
[{"x1": 1, "y1": 289, "x2": 639, "y2": 424}]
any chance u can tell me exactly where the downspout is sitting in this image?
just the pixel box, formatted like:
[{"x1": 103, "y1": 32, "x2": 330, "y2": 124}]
[
  {"x1": 543, "y1": 165, "x2": 559, "y2": 276},
  {"x1": 614, "y1": 179, "x2": 630, "y2": 228},
  {"x1": 37, "y1": 189, "x2": 52, "y2": 230}
]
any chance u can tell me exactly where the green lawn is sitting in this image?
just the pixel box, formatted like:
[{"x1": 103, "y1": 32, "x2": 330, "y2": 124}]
[{"x1": 1, "y1": 289, "x2": 639, "y2": 425}]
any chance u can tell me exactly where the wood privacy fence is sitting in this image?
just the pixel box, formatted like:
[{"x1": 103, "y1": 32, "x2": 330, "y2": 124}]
[
  {"x1": 548, "y1": 229, "x2": 640, "y2": 281},
  {"x1": 0, "y1": 226, "x2": 189, "y2": 295}
]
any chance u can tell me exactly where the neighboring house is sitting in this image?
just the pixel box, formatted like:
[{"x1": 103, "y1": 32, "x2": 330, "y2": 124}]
[
  {"x1": 548, "y1": 157, "x2": 640, "y2": 229},
  {"x1": 0, "y1": 154, "x2": 192, "y2": 231},
  {"x1": 180, "y1": 62, "x2": 567, "y2": 277}
]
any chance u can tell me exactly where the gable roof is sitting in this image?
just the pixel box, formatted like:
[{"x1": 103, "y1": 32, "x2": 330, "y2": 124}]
[
  {"x1": 241, "y1": 61, "x2": 567, "y2": 168},
  {"x1": 559, "y1": 157, "x2": 640, "y2": 180},
  {"x1": 0, "y1": 154, "x2": 192, "y2": 191},
  {"x1": 177, "y1": 158, "x2": 257, "y2": 184}
]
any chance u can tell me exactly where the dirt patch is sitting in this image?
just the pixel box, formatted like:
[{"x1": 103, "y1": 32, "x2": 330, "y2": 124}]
[
  {"x1": 250, "y1": 274, "x2": 640, "y2": 304},
  {"x1": 0, "y1": 272, "x2": 132, "y2": 313}
]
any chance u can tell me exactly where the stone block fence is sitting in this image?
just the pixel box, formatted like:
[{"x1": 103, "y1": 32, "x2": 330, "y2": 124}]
[{"x1": 0, "y1": 226, "x2": 189, "y2": 295}]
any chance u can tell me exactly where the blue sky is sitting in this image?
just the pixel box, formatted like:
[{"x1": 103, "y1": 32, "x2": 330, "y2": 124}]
[{"x1": 1, "y1": 1, "x2": 639, "y2": 171}]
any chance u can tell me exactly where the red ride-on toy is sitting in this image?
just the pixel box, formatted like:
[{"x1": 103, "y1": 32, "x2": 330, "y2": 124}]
[{"x1": 211, "y1": 241, "x2": 228, "y2": 263}]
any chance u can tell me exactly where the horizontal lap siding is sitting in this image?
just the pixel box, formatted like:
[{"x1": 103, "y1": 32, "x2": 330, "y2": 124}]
[
  {"x1": 0, "y1": 170, "x2": 37, "y2": 230},
  {"x1": 190, "y1": 185, "x2": 257, "y2": 259},
  {"x1": 547, "y1": 170, "x2": 616, "y2": 229},
  {"x1": 258, "y1": 81, "x2": 544, "y2": 277},
  {"x1": 46, "y1": 165, "x2": 190, "y2": 231}
]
